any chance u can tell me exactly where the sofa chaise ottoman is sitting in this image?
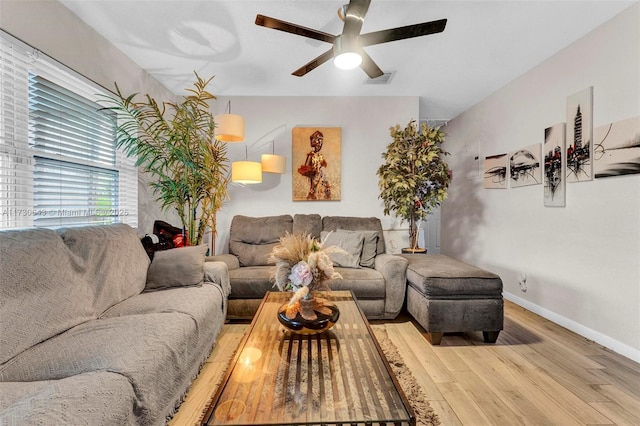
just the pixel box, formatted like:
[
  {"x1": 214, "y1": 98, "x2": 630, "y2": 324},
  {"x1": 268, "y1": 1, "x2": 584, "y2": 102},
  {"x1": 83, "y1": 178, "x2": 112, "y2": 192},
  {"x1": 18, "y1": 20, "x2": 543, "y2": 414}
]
[{"x1": 402, "y1": 253, "x2": 504, "y2": 345}]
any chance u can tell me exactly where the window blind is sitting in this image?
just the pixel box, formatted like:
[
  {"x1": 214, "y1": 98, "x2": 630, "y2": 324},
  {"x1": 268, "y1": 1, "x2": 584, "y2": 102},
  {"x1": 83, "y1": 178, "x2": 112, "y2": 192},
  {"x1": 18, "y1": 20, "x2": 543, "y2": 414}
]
[
  {"x1": 33, "y1": 157, "x2": 119, "y2": 227},
  {"x1": 0, "y1": 30, "x2": 137, "y2": 229},
  {"x1": 29, "y1": 75, "x2": 117, "y2": 166},
  {"x1": 0, "y1": 32, "x2": 33, "y2": 229}
]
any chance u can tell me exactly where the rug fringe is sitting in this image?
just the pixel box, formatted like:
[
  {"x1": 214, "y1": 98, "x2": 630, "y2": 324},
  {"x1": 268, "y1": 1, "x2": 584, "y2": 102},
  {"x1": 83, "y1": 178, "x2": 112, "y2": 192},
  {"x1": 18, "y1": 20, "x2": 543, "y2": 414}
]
[{"x1": 373, "y1": 327, "x2": 441, "y2": 426}]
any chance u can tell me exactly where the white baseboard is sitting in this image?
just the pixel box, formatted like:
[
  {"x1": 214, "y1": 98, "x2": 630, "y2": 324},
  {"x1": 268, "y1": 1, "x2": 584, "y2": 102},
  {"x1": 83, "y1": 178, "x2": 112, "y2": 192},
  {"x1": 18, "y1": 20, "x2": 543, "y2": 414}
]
[{"x1": 504, "y1": 292, "x2": 640, "y2": 364}]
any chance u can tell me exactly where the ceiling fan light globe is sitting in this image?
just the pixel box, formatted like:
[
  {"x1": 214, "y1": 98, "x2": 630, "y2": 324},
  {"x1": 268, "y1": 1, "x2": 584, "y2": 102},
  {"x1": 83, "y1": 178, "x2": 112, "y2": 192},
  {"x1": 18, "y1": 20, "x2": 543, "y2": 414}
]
[{"x1": 334, "y1": 52, "x2": 362, "y2": 70}]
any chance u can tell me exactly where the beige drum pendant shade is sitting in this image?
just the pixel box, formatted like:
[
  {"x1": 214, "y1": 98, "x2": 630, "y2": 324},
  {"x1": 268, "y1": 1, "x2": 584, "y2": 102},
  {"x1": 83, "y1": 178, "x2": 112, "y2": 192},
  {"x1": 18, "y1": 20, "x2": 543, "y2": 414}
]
[
  {"x1": 214, "y1": 113, "x2": 245, "y2": 142},
  {"x1": 261, "y1": 154, "x2": 286, "y2": 174},
  {"x1": 232, "y1": 161, "x2": 262, "y2": 184}
]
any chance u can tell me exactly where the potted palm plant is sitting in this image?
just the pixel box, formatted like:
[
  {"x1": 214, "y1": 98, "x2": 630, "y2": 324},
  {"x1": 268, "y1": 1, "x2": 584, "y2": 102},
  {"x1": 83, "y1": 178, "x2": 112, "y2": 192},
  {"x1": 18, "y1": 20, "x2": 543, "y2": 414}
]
[
  {"x1": 377, "y1": 120, "x2": 452, "y2": 252},
  {"x1": 102, "y1": 73, "x2": 229, "y2": 250}
]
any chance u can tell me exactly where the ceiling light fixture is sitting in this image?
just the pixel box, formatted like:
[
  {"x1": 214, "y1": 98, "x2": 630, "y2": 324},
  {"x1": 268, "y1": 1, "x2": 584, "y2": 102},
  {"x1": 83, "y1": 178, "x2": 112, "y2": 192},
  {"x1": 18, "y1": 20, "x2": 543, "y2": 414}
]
[
  {"x1": 333, "y1": 35, "x2": 362, "y2": 70},
  {"x1": 214, "y1": 100, "x2": 245, "y2": 142}
]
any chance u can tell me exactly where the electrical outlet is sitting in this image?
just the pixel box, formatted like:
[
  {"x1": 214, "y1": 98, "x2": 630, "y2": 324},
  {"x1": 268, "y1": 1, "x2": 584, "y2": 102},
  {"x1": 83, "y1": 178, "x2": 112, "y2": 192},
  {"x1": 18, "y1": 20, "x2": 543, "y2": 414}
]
[{"x1": 518, "y1": 272, "x2": 527, "y2": 292}]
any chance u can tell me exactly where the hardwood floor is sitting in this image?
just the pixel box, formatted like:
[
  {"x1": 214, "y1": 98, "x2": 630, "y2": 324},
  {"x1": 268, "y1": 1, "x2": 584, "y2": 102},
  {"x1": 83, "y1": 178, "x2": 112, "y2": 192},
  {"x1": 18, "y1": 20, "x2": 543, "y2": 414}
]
[{"x1": 169, "y1": 300, "x2": 640, "y2": 425}]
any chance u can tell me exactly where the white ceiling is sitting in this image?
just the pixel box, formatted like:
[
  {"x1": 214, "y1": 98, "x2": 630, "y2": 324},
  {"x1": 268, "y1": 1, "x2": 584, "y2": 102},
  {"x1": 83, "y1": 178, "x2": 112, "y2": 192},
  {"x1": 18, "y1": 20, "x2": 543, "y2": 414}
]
[{"x1": 60, "y1": 0, "x2": 635, "y2": 121}]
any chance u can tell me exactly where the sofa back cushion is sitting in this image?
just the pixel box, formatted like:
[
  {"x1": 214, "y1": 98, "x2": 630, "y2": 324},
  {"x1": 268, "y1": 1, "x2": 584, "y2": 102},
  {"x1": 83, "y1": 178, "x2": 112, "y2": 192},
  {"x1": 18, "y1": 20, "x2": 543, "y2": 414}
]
[
  {"x1": 293, "y1": 214, "x2": 322, "y2": 238},
  {"x1": 0, "y1": 228, "x2": 95, "y2": 364},
  {"x1": 230, "y1": 215, "x2": 293, "y2": 266},
  {"x1": 322, "y1": 216, "x2": 386, "y2": 255},
  {"x1": 320, "y1": 230, "x2": 364, "y2": 268},
  {"x1": 59, "y1": 224, "x2": 150, "y2": 315}
]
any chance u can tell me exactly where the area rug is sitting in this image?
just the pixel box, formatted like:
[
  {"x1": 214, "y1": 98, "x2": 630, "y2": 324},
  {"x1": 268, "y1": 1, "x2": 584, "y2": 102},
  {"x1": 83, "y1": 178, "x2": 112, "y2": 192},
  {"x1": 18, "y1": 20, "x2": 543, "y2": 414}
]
[
  {"x1": 199, "y1": 327, "x2": 440, "y2": 426},
  {"x1": 372, "y1": 327, "x2": 440, "y2": 426}
]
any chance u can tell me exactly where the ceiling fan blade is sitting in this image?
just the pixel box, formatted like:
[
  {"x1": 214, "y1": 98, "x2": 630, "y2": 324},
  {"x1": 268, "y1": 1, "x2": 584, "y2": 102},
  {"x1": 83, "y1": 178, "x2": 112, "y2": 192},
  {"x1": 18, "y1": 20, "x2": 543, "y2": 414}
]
[
  {"x1": 256, "y1": 14, "x2": 336, "y2": 44},
  {"x1": 342, "y1": 0, "x2": 371, "y2": 37},
  {"x1": 292, "y1": 48, "x2": 335, "y2": 77},
  {"x1": 360, "y1": 19, "x2": 447, "y2": 47},
  {"x1": 359, "y1": 50, "x2": 384, "y2": 79}
]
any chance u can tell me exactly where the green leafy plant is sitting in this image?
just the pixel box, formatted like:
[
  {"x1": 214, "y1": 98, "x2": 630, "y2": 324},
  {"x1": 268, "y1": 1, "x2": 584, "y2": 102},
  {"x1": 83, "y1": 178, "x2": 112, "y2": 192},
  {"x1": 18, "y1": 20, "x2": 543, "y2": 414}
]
[
  {"x1": 377, "y1": 120, "x2": 452, "y2": 251},
  {"x1": 101, "y1": 73, "x2": 229, "y2": 247}
]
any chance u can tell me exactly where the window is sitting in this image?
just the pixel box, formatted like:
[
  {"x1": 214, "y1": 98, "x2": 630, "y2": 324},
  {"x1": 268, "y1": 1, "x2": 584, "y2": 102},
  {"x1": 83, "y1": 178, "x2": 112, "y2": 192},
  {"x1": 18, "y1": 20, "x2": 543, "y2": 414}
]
[{"x1": 0, "y1": 31, "x2": 137, "y2": 229}]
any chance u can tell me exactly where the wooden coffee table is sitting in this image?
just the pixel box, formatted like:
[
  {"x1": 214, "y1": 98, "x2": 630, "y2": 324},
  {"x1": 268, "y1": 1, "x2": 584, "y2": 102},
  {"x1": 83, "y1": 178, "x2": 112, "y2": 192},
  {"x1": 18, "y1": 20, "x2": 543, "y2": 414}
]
[{"x1": 202, "y1": 290, "x2": 415, "y2": 425}]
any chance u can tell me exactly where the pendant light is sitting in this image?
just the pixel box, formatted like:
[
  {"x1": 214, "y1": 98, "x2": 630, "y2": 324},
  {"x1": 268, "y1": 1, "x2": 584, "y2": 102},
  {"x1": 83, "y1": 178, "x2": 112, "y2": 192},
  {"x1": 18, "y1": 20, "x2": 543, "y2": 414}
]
[
  {"x1": 232, "y1": 147, "x2": 262, "y2": 184},
  {"x1": 261, "y1": 141, "x2": 286, "y2": 174},
  {"x1": 215, "y1": 101, "x2": 245, "y2": 142}
]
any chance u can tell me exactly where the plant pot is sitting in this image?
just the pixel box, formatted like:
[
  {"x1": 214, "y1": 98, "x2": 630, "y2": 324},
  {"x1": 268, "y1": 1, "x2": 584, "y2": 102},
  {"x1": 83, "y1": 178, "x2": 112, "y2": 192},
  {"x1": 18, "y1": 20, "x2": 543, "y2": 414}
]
[
  {"x1": 401, "y1": 247, "x2": 427, "y2": 254},
  {"x1": 277, "y1": 295, "x2": 340, "y2": 335}
]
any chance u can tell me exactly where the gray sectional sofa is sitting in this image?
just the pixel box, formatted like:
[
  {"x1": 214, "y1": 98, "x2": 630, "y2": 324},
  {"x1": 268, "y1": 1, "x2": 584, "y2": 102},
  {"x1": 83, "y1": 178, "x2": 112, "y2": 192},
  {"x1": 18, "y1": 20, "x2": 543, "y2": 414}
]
[
  {"x1": 209, "y1": 214, "x2": 409, "y2": 320},
  {"x1": 0, "y1": 224, "x2": 230, "y2": 425}
]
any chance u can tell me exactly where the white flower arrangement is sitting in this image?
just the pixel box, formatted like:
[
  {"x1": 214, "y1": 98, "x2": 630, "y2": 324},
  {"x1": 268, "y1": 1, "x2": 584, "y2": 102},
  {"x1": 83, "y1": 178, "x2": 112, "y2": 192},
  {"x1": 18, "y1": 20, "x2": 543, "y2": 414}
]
[{"x1": 269, "y1": 232, "x2": 346, "y2": 314}]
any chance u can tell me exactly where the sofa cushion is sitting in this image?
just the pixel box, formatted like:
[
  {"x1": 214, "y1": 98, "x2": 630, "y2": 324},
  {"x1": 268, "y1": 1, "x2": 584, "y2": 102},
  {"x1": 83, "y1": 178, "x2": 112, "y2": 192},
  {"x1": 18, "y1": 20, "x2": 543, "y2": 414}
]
[
  {"x1": 230, "y1": 215, "x2": 293, "y2": 266},
  {"x1": 322, "y1": 216, "x2": 386, "y2": 254},
  {"x1": 321, "y1": 230, "x2": 363, "y2": 268},
  {"x1": 326, "y1": 267, "x2": 386, "y2": 299},
  {"x1": 0, "y1": 313, "x2": 201, "y2": 426},
  {"x1": 338, "y1": 229, "x2": 378, "y2": 268},
  {"x1": 59, "y1": 224, "x2": 150, "y2": 315},
  {"x1": 293, "y1": 214, "x2": 322, "y2": 238},
  {"x1": 102, "y1": 282, "x2": 227, "y2": 329},
  {"x1": 0, "y1": 372, "x2": 137, "y2": 426},
  {"x1": 145, "y1": 245, "x2": 208, "y2": 290},
  {"x1": 228, "y1": 267, "x2": 275, "y2": 299},
  {"x1": 404, "y1": 254, "x2": 503, "y2": 298},
  {"x1": 0, "y1": 228, "x2": 94, "y2": 365}
]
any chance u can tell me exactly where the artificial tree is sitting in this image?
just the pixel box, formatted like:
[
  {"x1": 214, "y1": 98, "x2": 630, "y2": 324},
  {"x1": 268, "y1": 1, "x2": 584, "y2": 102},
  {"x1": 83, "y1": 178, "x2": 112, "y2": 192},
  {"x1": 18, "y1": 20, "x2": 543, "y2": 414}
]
[
  {"x1": 377, "y1": 120, "x2": 452, "y2": 252},
  {"x1": 102, "y1": 73, "x2": 229, "y2": 248}
]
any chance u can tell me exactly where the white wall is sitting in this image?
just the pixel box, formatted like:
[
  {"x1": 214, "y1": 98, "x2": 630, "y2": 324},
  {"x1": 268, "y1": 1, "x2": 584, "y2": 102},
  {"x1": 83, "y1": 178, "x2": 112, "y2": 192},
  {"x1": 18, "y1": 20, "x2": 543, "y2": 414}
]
[
  {"x1": 209, "y1": 96, "x2": 419, "y2": 253},
  {"x1": 0, "y1": 0, "x2": 178, "y2": 229},
  {"x1": 442, "y1": 4, "x2": 640, "y2": 362},
  {"x1": 0, "y1": 0, "x2": 171, "y2": 100}
]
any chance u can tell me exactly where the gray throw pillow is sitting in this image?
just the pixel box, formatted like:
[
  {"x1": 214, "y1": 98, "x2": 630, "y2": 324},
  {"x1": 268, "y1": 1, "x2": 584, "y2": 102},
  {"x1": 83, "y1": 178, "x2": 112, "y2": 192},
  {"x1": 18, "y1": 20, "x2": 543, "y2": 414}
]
[
  {"x1": 320, "y1": 230, "x2": 364, "y2": 268},
  {"x1": 145, "y1": 245, "x2": 208, "y2": 290},
  {"x1": 337, "y1": 229, "x2": 378, "y2": 268}
]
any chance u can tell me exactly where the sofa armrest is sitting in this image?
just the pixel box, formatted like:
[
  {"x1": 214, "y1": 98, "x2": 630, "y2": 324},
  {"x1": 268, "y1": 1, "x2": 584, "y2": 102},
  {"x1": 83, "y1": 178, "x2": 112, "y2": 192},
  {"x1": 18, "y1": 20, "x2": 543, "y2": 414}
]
[
  {"x1": 206, "y1": 254, "x2": 240, "y2": 271},
  {"x1": 203, "y1": 261, "x2": 231, "y2": 298},
  {"x1": 374, "y1": 253, "x2": 409, "y2": 318}
]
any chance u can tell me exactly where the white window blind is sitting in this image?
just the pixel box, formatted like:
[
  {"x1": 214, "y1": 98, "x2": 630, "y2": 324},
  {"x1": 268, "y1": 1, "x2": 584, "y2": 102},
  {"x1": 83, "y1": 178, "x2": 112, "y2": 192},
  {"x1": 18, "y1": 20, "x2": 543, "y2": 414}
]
[
  {"x1": 0, "y1": 30, "x2": 137, "y2": 229},
  {"x1": 0, "y1": 32, "x2": 32, "y2": 229}
]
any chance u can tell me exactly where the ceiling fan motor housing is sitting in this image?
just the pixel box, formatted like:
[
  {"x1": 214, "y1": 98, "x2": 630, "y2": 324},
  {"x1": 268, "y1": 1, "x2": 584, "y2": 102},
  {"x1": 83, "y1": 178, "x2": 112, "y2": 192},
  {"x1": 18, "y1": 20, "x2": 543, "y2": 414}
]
[{"x1": 333, "y1": 35, "x2": 363, "y2": 69}]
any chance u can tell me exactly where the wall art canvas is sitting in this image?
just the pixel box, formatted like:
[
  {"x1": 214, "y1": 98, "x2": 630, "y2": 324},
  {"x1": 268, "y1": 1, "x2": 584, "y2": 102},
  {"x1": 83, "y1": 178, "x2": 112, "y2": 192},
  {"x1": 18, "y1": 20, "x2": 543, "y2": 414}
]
[
  {"x1": 566, "y1": 87, "x2": 593, "y2": 182},
  {"x1": 509, "y1": 143, "x2": 542, "y2": 188},
  {"x1": 544, "y1": 123, "x2": 566, "y2": 207},
  {"x1": 483, "y1": 153, "x2": 508, "y2": 189},
  {"x1": 292, "y1": 127, "x2": 341, "y2": 201},
  {"x1": 594, "y1": 115, "x2": 640, "y2": 178}
]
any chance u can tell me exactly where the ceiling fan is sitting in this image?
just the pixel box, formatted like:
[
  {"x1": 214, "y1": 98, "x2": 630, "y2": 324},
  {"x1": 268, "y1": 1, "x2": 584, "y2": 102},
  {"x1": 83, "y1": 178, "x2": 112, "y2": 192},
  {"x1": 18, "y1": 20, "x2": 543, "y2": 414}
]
[{"x1": 255, "y1": 0, "x2": 447, "y2": 79}]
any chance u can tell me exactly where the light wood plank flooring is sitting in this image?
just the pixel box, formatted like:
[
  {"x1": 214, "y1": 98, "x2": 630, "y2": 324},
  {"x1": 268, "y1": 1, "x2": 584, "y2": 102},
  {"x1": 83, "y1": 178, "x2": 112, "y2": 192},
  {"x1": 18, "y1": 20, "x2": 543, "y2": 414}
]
[{"x1": 169, "y1": 300, "x2": 640, "y2": 425}]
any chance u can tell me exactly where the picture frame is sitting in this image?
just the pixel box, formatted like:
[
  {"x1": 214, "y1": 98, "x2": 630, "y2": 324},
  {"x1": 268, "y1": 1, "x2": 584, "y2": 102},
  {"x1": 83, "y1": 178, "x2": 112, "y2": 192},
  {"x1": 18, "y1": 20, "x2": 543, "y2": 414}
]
[
  {"x1": 292, "y1": 127, "x2": 341, "y2": 201},
  {"x1": 483, "y1": 153, "x2": 508, "y2": 189},
  {"x1": 510, "y1": 143, "x2": 542, "y2": 188},
  {"x1": 594, "y1": 115, "x2": 640, "y2": 178},
  {"x1": 566, "y1": 87, "x2": 594, "y2": 182},
  {"x1": 544, "y1": 123, "x2": 566, "y2": 207}
]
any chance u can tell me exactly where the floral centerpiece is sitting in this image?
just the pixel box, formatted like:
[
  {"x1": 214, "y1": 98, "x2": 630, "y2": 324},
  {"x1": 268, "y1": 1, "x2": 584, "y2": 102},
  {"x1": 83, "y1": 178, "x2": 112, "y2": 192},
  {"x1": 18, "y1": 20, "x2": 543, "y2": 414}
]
[{"x1": 270, "y1": 232, "x2": 346, "y2": 323}]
